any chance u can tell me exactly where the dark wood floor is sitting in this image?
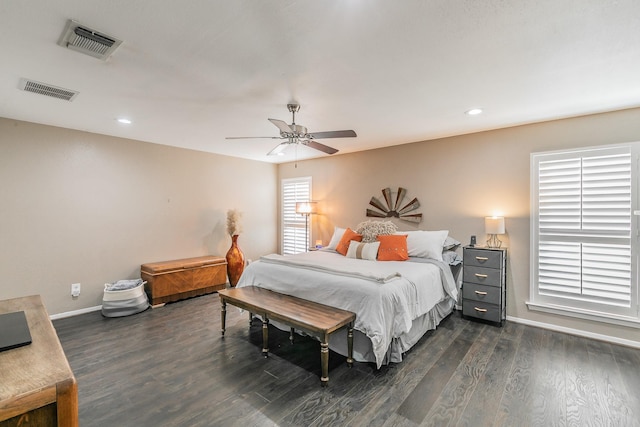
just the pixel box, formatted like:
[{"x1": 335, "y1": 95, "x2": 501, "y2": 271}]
[{"x1": 53, "y1": 293, "x2": 640, "y2": 427}]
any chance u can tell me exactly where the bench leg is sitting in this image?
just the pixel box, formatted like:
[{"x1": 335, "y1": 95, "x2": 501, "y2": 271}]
[
  {"x1": 262, "y1": 317, "x2": 269, "y2": 358},
  {"x1": 347, "y1": 324, "x2": 354, "y2": 367},
  {"x1": 289, "y1": 327, "x2": 295, "y2": 344},
  {"x1": 249, "y1": 311, "x2": 253, "y2": 326},
  {"x1": 320, "y1": 333, "x2": 329, "y2": 387},
  {"x1": 220, "y1": 299, "x2": 226, "y2": 337}
]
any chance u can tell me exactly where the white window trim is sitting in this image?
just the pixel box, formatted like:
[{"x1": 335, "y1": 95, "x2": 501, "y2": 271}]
[
  {"x1": 527, "y1": 143, "x2": 640, "y2": 328},
  {"x1": 280, "y1": 176, "x2": 312, "y2": 255}
]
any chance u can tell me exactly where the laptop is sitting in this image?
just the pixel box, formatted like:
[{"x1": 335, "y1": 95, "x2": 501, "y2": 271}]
[{"x1": 0, "y1": 311, "x2": 32, "y2": 352}]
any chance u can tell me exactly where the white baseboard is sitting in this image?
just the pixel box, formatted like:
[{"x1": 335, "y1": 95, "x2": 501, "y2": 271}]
[
  {"x1": 50, "y1": 305, "x2": 102, "y2": 320},
  {"x1": 506, "y1": 315, "x2": 640, "y2": 349}
]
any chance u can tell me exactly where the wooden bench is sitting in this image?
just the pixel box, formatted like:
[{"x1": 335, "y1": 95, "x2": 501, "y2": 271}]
[{"x1": 218, "y1": 286, "x2": 355, "y2": 387}]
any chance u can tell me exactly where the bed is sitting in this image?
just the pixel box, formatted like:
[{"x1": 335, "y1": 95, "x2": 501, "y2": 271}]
[{"x1": 235, "y1": 225, "x2": 460, "y2": 368}]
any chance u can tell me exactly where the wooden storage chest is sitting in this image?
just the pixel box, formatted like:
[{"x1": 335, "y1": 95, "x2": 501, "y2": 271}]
[{"x1": 141, "y1": 256, "x2": 227, "y2": 306}]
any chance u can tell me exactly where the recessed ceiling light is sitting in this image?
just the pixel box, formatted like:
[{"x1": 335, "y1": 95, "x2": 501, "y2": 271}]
[
  {"x1": 117, "y1": 118, "x2": 132, "y2": 124},
  {"x1": 466, "y1": 108, "x2": 483, "y2": 116}
]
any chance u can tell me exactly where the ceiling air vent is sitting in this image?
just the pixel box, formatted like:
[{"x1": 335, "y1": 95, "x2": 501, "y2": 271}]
[
  {"x1": 18, "y1": 78, "x2": 79, "y2": 101},
  {"x1": 57, "y1": 19, "x2": 122, "y2": 60}
]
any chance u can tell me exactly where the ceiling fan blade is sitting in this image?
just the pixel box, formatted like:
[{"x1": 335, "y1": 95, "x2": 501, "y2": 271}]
[
  {"x1": 225, "y1": 136, "x2": 281, "y2": 140},
  {"x1": 268, "y1": 118, "x2": 293, "y2": 134},
  {"x1": 308, "y1": 130, "x2": 357, "y2": 139},
  {"x1": 302, "y1": 140, "x2": 339, "y2": 155},
  {"x1": 267, "y1": 142, "x2": 289, "y2": 156}
]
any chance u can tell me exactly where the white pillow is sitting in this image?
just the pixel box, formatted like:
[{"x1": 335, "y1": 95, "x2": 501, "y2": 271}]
[
  {"x1": 443, "y1": 235, "x2": 461, "y2": 250},
  {"x1": 326, "y1": 226, "x2": 346, "y2": 250},
  {"x1": 402, "y1": 230, "x2": 449, "y2": 261},
  {"x1": 346, "y1": 240, "x2": 380, "y2": 260}
]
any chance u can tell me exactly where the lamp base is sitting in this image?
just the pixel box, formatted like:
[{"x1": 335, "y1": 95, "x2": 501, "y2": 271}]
[{"x1": 486, "y1": 234, "x2": 502, "y2": 248}]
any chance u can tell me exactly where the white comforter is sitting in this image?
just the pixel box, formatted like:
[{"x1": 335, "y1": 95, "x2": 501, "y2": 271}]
[{"x1": 236, "y1": 250, "x2": 457, "y2": 367}]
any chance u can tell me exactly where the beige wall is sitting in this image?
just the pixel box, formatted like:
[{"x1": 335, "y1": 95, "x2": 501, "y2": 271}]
[
  {"x1": 0, "y1": 118, "x2": 278, "y2": 315},
  {"x1": 278, "y1": 107, "x2": 640, "y2": 345}
]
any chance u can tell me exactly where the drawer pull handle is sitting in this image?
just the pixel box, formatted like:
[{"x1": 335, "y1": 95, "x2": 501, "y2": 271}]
[
  {"x1": 475, "y1": 256, "x2": 489, "y2": 261},
  {"x1": 474, "y1": 307, "x2": 488, "y2": 313},
  {"x1": 475, "y1": 273, "x2": 488, "y2": 278},
  {"x1": 474, "y1": 291, "x2": 488, "y2": 296}
]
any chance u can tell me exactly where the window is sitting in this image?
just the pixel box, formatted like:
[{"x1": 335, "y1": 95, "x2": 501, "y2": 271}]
[
  {"x1": 529, "y1": 144, "x2": 640, "y2": 327},
  {"x1": 281, "y1": 177, "x2": 311, "y2": 255}
]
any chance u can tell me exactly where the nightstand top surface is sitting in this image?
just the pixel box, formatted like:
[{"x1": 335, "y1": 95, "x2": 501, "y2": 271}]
[{"x1": 464, "y1": 245, "x2": 506, "y2": 251}]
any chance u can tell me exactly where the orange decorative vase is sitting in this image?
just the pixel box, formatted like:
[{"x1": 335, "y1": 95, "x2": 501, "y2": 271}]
[{"x1": 225, "y1": 234, "x2": 245, "y2": 287}]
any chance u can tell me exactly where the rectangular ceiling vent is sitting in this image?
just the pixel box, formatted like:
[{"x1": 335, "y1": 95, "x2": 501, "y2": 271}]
[
  {"x1": 57, "y1": 19, "x2": 122, "y2": 60},
  {"x1": 18, "y1": 78, "x2": 79, "y2": 101}
]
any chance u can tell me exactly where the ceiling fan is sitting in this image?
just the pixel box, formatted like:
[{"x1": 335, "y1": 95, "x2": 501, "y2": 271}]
[{"x1": 226, "y1": 103, "x2": 357, "y2": 156}]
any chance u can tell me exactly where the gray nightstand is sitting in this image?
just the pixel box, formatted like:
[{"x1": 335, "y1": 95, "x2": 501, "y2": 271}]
[{"x1": 462, "y1": 246, "x2": 506, "y2": 326}]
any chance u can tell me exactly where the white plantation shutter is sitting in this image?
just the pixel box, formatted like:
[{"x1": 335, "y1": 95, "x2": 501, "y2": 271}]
[
  {"x1": 281, "y1": 177, "x2": 311, "y2": 254},
  {"x1": 531, "y1": 145, "x2": 639, "y2": 324}
]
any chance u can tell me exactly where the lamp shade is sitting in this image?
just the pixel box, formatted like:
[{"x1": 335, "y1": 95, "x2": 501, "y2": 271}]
[
  {"x1": 485, "y1": 216, "x2": 505, "y2": 234},
  {"x1": 295, "y1": 201, "x2": 317, "y2": 215}
]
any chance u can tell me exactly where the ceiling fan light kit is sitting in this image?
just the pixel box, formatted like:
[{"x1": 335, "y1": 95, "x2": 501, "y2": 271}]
[{"x1": 226, "y1": 103, "x2": 357, "y2": 157}]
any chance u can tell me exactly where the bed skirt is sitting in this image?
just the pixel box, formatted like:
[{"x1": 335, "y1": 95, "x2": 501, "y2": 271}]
[{"x1": 263, "y1": 297, "x2": 455, "y2": 366}]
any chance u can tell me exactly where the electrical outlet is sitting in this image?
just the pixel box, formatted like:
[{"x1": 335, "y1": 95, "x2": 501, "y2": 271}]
[{"x1": 71, "y1": 283, "x2": 81, "y2": 297}]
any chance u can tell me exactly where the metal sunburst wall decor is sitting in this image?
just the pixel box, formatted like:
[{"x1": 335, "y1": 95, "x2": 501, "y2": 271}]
[{"x1": 366, "y1": 187, "x2": 422, "y2": 223}]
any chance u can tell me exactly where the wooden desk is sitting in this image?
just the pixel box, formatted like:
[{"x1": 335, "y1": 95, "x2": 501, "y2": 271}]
[
  {"x1": 0, "y1": 295, "x2": 78, "y2": 427},
  {"x1": 218, "y1": 286, "x2": 355, "y2": 386}
]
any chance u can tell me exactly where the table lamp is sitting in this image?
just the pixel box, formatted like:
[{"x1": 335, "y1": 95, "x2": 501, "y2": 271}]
[{"x1": 485, "y1": 216, "x2": 505, "y2": 248}]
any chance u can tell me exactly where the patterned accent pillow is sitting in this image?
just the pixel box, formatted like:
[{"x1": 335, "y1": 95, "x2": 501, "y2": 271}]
[
  {"x1": 346, "y1": 241, "x2": 380, "y2": 260},
  {"x1": 336, "y1": 228, "x2": 363, "y2": 256},
  {"x1": 356, "y1": 220, "x2": 398, "y2": 243},
  {"x1": 377, "y1": 234, "x2": 409, "y2": 261}
]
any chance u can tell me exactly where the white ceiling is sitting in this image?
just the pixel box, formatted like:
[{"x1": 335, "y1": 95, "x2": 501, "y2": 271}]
[{"x1": 1, "y1": 1, "x2": 639, "y2": 163}]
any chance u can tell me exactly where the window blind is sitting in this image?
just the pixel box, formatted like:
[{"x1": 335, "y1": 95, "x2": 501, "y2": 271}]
[
  {"x1": 281, "y1": 177, "x2": 311, "y2": 255},
  {"x1": 538, "y1": 153, "x2": 631, "y2": 235},
  {"x1": 531, "y1": 145, "x2": 638, "y2": 322}
]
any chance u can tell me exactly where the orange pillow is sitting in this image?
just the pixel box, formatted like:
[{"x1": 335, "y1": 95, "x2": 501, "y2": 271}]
[
  {"x1": 336, "y1": 228, "x2": 363, "y2": 256},
  {"x1": 377, "y1": 234, "x2": 409, "y2": 261}
]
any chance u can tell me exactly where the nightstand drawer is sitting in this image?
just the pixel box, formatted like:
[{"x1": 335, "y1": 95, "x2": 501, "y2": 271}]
[
  {"x1": 462, "y1": 300, "x2": 501, "y2": 323},
  {"x1": 462, "y1": 282, "x2": 501, "y2": 305},
  {"x1": 463, "y1": 265, "x2": 502, "y2": 287},
  {"x1": 464, "y1": 248, "x2": 502, "y2": 269}
]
